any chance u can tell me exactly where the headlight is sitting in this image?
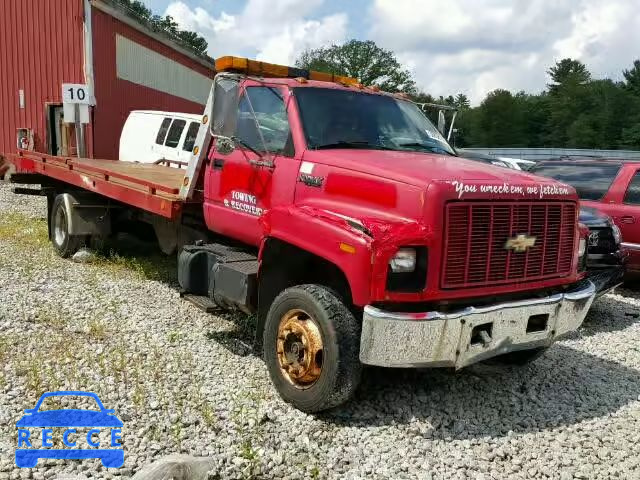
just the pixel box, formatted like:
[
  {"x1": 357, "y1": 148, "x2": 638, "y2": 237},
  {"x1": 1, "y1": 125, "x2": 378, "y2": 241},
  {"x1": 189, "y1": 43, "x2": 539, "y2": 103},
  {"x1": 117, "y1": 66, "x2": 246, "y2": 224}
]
[
  {"x1": 578, "y1": 237, "x2": 587, "y2": 258},
  {"x1": 612, "y1": 224, "x2": 622, "y2": 245},
  {"x1": 389, "y1": 248, "x2": 417, "y2": 273}
]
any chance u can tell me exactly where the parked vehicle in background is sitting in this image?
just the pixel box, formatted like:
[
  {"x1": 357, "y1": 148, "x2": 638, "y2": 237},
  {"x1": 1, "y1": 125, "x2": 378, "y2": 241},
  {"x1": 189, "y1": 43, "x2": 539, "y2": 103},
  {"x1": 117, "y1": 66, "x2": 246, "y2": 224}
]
[
  {"x1": 456, "y1": 149, "x2": 535, "y2": 171},
  {"x1": 455, "y1": 149, "x2": 513, "y2": 169},
  {"x1": 6, "y1": 57, "x2": 596, "y2": 412},
  {"x1": 578, "y1": 207, "x2": 626, "y2": 295},
  {"x1": 495, "y1": 156, "x2": 536, "y2": 171},
  {"x1": 530, "y1": 159, "x2": 640, "y2": 275},
  {"x1": 119, "y1": 111, "x2": 201, "y2": 167}
]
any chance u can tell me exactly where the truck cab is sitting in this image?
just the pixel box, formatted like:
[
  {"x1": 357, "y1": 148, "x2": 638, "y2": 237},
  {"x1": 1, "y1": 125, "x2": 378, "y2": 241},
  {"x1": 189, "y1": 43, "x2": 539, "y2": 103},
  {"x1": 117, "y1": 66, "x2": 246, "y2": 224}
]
[{"x1": 179, "y1": 60, "x2": 595, "y2": 410}]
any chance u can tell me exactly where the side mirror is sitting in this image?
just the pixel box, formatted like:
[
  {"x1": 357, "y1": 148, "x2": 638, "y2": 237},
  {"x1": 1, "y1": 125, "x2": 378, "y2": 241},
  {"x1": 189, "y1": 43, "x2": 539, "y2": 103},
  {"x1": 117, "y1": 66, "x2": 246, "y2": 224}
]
[
  {"x1": 437, "y1": 110, "x2": 446, "y2": 135},
  {"x1": 210, "y1": 75, "x2": 239, "y2": 137},
  {"x1": 216, "y1": 137, "x2": 236, "y2": 155}
]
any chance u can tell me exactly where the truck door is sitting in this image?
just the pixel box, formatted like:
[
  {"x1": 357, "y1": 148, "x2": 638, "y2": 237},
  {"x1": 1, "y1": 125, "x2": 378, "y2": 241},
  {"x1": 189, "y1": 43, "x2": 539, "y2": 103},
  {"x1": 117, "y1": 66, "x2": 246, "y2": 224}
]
[{"x1": 204, "y1": 84, "x2": 294, "y2": 245}]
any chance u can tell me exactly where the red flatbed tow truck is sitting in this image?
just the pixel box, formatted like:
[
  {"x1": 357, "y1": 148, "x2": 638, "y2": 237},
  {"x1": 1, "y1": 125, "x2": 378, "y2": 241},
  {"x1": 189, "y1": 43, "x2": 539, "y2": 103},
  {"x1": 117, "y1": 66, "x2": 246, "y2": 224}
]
[{"x1": 5, "y1": 56, "x2": 596, "y2": 412}]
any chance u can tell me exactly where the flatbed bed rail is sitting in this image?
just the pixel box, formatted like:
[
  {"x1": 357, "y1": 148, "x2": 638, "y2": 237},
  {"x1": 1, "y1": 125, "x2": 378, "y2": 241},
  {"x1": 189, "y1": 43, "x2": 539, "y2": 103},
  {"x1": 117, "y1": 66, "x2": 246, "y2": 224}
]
[{"x1": 6, "y1": 151, "x2": 188, "y2": 220}]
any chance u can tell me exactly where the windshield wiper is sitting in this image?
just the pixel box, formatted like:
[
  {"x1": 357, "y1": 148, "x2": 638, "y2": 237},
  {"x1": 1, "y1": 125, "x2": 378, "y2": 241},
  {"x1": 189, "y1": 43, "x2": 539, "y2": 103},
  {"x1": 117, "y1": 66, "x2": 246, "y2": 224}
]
[
  {"x1": 314, "y1": 141, "x2": 394, "y2": 151},
  {"x1": 395, "y1": 141, "x2": 455, "y2": 156}
]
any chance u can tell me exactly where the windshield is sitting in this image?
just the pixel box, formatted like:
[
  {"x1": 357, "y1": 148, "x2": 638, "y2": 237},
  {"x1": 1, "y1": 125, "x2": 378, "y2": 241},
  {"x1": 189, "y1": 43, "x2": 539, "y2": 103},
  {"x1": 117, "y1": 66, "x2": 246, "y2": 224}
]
[{"x1": 293, "y1": 87, "x2": 456, "y2": 155}]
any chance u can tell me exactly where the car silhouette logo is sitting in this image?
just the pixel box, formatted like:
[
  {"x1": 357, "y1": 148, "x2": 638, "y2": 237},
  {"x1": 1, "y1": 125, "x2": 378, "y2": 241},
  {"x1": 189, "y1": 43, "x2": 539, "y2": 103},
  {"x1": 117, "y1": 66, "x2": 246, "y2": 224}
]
[{"x1": 15, "y1": 391, "x2": 124, "y2": 468}]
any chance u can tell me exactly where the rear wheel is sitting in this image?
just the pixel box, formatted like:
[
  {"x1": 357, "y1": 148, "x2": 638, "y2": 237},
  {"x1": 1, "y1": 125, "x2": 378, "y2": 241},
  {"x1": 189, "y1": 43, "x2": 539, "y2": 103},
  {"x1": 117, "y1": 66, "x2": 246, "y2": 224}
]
[
  {"x1": 50, "y1": 194, "x2": 83, "y2": 258},
  {"x1": 263, "y1": 284, "x2": 362, "y2": 412}
]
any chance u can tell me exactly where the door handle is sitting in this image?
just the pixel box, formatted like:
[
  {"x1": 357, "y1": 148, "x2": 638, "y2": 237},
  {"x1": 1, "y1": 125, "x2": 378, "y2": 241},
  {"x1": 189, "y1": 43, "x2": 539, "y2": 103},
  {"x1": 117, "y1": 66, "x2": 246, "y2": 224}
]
[
  {"x1": 621, "y1": 215, "x2": 636, "y2": 224},
  {"x1": 212, "y1": 158, "x2": 225, "y2": 170}
]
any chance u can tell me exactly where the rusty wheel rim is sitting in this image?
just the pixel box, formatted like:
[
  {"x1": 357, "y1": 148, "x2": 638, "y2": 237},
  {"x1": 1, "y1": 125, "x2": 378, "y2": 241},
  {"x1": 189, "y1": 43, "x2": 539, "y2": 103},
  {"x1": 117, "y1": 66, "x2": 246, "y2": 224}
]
[{"x1": 276, "y1": 309, "x2": 324, "y2": 388}]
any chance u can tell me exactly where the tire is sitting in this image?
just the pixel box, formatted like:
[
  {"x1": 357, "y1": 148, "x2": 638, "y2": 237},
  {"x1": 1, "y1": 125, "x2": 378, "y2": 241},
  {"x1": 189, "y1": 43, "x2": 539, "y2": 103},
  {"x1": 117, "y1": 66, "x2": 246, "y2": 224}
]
[
  {"x1": 263, "y1": 284, "x2": 362, "y2": 412},
  {"x1": 490, "y1": 346, "x2": 548, "y2": 366},
  {"x1": 50, "y1": 194, "x2": 83, "y2": 258}
]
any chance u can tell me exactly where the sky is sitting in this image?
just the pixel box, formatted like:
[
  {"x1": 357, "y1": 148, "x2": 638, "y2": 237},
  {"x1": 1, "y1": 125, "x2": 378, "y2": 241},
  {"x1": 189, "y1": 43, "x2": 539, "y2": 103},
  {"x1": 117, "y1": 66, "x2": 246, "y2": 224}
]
[{"x1": 142, "y1": 0, "x2": 640, "y2": 104}]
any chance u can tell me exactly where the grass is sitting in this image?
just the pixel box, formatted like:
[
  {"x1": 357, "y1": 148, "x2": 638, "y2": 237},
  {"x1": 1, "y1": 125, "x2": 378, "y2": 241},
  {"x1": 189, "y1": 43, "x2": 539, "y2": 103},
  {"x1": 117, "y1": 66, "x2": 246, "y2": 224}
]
[
  {"x1": 33, "y1": 305, "x2": 67, "y2": 330},
  {"x1": 0, "y1": 212, "x2": 49, "y2": 248},
  {"x1": 94, "y1": 250, "x2": 177, "y2": 283},
  {"x1": 0, "y1": 212, "x2": 177, "y2": 283}
]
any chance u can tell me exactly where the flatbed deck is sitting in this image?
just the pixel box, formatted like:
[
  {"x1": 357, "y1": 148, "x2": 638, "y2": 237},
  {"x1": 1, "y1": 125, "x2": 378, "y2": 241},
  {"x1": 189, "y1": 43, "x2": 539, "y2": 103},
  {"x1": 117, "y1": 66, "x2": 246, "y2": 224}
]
[{"x1": 7, "y1": 152, "x2": 189, "y2": 220}]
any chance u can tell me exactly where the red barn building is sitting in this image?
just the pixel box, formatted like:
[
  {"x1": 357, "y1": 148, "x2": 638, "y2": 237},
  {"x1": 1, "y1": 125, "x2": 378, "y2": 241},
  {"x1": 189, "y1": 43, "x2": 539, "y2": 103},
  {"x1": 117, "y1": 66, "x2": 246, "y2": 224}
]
[{"x1": 0, "y1": 0, "x2": 213, "y2": 161}]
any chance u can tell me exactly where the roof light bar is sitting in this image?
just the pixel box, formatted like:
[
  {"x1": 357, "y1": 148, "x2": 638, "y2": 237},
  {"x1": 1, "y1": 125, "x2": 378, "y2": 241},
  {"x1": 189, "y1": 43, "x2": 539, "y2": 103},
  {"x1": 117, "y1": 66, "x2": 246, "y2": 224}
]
[{"x1": 215, "y1": 56, "x2": 360, "y2": 87}]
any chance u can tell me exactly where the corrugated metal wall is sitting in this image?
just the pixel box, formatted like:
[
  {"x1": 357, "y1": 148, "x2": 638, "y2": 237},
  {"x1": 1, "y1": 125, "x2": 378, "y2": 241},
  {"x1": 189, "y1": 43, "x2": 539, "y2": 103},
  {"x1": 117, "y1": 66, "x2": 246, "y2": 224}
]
[
  {"x1": 91, "y1": 7, "x2": 213, "y2": 159},
  {"x1": 0, "y1": 0, "x2": 85, "y2": 155},
  {"x1": 116, "y1": 35, "x2": 211, "y2": 104}
]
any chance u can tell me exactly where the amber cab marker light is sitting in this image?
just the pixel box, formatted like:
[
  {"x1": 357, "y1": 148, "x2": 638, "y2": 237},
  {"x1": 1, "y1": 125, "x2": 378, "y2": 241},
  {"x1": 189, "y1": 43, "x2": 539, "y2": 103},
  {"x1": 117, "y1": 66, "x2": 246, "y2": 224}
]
[{"x1": 339, "y1": 243, "x2": 356, "y2": 254}]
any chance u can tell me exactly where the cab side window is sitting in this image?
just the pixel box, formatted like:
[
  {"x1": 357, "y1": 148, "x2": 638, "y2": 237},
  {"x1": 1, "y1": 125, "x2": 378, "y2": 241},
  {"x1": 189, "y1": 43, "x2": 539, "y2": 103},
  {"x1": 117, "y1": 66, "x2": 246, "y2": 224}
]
[
  {"x1": 165, "y1": 119, "x2": 186, "y2": 148},
  {"x1": 155, "y1": 118, "x2": 172, "y2": 145},
  {"x1": 183, "y1": 122, "x2": 200, "y2": 152},
  {"x1": 624, "y1": 170, "x2": 640, "y2": 204},
  {"x1": 235, "y1": 87, "x2": 292, "y2": 155}
]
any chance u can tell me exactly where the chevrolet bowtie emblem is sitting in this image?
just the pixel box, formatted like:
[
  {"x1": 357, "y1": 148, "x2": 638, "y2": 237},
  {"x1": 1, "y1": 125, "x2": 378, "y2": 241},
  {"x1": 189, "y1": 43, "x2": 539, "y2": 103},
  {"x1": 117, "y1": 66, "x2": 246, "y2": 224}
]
[{"x1": 504, "y1": 234, "x2": 537, "y2": 253}]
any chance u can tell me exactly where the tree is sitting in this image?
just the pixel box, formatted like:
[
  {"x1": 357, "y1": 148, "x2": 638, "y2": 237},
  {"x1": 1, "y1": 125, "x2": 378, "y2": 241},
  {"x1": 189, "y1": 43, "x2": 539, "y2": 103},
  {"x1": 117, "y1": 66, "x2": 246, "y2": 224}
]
[
  {"x1": 547, "y1": 58, "x2": 591, "y2": 91},
  {"x1": 176, "y1": 31, "x2": 209, "y2": 56},
  {"x1": 454, "y1": 94, "x2": 470, "y2": 109},
  {"x1": 623, "y1": 60, "x2": 640, "y2": 96},
  {"x1": 113, "y1": 0, "x2": 208, "y2": 57},
  {"x1": 544, "y1": 59, "x2": 593, "y2": 145},
  {"x1": 296, "y1": 40, "x2": 416, "y2": 93},
  {"x1": 472, "y1": 89, "x2": 528, "y2": 147}
]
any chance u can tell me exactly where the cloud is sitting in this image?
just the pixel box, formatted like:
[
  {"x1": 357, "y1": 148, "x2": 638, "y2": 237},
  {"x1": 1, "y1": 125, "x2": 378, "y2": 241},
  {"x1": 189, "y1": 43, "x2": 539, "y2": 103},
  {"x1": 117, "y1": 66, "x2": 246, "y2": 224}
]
[
  {"x1": 164, "y1": 0, "x2": 348, "y2": 65},
  {"x1": 368, "y1": 0, "x2": 640, "y2": 103}
]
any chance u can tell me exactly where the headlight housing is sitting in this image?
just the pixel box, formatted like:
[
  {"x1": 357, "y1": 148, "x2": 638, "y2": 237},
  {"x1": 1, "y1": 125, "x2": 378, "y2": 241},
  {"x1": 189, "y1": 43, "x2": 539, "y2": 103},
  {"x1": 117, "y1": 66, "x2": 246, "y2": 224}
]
[
  {"x1": 389, "y1": 248, "x2": 417, "y2": 273},
  {"x1": 612, "y1": 224, "x2": 622, "y2": 245},
  {"x1": 386, "y1": 247, "x2": 428, "y2": 292},
  {"x1": 578, "y1": 236, "x2": 588, "y2": 272},
  {"x1": 578, "y1": 237, "x2": 587, "y2": 258}
]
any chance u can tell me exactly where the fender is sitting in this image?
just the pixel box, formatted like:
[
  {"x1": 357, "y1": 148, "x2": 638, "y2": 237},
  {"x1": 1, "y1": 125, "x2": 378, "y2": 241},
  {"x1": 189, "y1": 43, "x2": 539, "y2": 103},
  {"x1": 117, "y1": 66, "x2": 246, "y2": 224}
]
[
  {"x1": 259, "y1": 205, "x2": 374, "y2": 306},
  {"x1": 51, "y1": 192, "x2": 112, "y2": 237},
  {"x1": 259, "y1": 205, "x2": 432, "y2": 305}
]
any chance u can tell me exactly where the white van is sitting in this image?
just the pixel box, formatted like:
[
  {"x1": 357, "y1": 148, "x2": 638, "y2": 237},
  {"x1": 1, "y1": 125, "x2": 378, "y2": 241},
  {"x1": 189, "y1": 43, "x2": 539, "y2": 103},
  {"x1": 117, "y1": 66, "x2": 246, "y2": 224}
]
[{"x1": 119, "y1": 111, "x2": 201, "y2": 167}]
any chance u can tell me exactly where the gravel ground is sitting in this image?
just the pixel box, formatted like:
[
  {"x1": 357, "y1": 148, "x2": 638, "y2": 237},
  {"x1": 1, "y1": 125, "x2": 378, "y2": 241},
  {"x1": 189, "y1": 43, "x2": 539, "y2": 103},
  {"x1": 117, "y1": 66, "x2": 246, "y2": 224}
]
[{"x1": 1, "y1": 182, "x2": 640, "y2": 480}]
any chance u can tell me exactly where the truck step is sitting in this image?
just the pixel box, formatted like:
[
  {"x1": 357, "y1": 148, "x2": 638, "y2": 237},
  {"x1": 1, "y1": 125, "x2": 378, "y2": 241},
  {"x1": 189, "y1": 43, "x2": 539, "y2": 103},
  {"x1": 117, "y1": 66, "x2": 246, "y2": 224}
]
[
  {"x1": 180, "y1": 293, "x2": 224, "y2": 313},
  {"x1": 178, "y1": 243, "x2": 259, "y2": 314}
]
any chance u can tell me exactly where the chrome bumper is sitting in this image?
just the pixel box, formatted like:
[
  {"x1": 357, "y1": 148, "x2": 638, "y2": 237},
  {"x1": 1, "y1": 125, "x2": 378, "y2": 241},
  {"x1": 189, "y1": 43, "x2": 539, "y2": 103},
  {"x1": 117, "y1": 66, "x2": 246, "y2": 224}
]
[{"x1": 359, "y1": 281, "x2": 596, "y2": 368}]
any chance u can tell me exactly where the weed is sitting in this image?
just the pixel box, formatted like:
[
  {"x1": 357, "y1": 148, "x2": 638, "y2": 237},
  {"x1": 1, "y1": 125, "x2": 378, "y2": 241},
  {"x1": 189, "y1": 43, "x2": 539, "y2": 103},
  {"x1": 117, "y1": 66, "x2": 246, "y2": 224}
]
[
  {"x1": 310, "y1": 466, "x2": 321, "y2": 479},
  {"x1": 240, "y1": 439, "x2": 261, "y2": 479},
  {"x1": 88, "y1": 319, "x2": 107, "y2": 340},
  {"x1": 25, "y1": 361, "x2": 43, "y2": 396},
  {"x1": 132, "y1": 381, "x2": 145, "y2": 411},
  {"x1": 33, "y1": 305, "x2": 67, "y2": 330},
  {"x1": 200, "y1": 401, "x2": 217, "y2": 427},
  {"x1": 167, "y1": 330, "x2": 182, "y2": 343}
]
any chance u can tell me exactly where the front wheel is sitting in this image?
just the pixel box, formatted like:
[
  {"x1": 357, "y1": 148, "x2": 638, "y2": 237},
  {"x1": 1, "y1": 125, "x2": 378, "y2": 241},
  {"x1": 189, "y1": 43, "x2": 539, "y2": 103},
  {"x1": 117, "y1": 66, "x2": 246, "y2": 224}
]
[{"x1": 263, "y1": 285, "x2": 362, "y2": 412}]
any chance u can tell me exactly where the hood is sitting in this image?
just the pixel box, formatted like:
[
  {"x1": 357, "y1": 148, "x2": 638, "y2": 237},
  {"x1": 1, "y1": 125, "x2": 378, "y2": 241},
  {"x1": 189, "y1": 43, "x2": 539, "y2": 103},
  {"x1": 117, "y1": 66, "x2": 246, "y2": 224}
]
[{"x1": 302, "y1": 149, "x2": 575, "y2": 201}]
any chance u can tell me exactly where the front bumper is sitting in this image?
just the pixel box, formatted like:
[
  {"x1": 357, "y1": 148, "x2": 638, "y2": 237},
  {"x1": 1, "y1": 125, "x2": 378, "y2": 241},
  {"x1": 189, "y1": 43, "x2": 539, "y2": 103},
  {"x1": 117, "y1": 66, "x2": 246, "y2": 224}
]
[{"x1": 359, "y1": 280, "x2": 596, "y2": 368}]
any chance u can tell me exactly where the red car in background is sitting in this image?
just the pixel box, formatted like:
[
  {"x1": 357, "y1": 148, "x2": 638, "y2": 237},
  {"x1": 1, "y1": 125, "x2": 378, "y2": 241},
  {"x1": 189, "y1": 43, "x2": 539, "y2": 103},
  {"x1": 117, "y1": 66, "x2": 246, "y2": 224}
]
[{"x1": 530, "y1": 159, "x2": 640, "y2": 274}]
